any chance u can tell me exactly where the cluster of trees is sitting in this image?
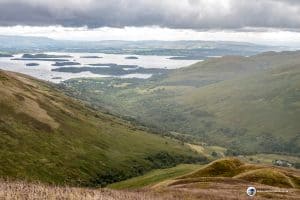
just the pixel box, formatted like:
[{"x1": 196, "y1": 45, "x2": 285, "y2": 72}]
[
  {"x1": 258, "y1": 133, "x2": 300, "y2": 154},
  {"x1": 146, "y1": 152, "x2": 207, "y2": 169}
]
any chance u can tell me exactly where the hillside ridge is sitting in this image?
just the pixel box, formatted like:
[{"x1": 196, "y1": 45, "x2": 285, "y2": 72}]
[{"x1": 0, "y1": 69, "x2": 205, "y2": 186}]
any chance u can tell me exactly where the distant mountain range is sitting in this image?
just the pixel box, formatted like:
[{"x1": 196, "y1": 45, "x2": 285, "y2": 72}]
[{"x1": 0, "y1": 35, "x2": 290, "y2": 59}]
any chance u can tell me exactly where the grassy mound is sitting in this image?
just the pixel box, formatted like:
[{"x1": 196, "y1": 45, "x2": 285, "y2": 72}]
[
  {"x1": 181, "y1": 158, "x2": 246, "y2": 178},
  {"x1": 173, "y1": 158, "x2": 300, "y2": 189},
  {"x1": 235, "y1": 168, "x2": 296, "y2": 188}
]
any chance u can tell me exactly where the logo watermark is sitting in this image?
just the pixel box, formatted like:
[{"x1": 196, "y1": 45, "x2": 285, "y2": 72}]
[
  {"x1": 246, "y1": 187, "x2": 256, "y2": 197},
  {"x1": 246, "y1": 186, "x2": 289, "y2": 197}
]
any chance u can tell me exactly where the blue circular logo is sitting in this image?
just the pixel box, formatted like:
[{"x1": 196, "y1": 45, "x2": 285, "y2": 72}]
[{"x1": 246, "y1": 186, "x2": 256, "y2": 197}]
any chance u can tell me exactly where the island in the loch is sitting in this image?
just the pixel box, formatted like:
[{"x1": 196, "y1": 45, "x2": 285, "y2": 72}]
[
  {"x1": 80, "y1": 56, "x2": 103, "y2": 59},
  {"x1": 12, "y1": 58, "x2": 70, "y2": 62},
  {"x1": 22, "y1": 53, "x2": 72, "y2": 59},
  {"x1": 52, "y1": 77, "x2": 62, "y2": 80},
  {"x1": 26, "y1": 63, "x2": 40, "y2": 66},
  {"x1": 52, "y1": 63, "x2": 168, "y2": 76},
  {"x1": 125, "y1": 56, "x2": 139, "y2": 60},
  {"x1": 0, "y1": 53, "x2": 13, "y2": 57},
  {"x1": 52, "y1": 61, "x2": 81, "y2": 66},
  {"x1": 12, "y1": 54, "x2": 72, "y2": 62}
]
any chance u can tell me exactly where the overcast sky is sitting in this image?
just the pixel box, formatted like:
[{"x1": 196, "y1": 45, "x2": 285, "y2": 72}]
[{"x1": 1, "y1": 0, "x2": 300, "y2": 44}]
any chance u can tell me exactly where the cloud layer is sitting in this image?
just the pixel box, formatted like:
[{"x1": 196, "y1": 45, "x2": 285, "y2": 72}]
[{"x1": 0, "y1": 0, "x2": 300, "y2": 29}]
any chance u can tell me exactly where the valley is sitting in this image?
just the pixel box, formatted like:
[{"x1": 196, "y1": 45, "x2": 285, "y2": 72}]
[
  {"x1": 1, "y1": 1, "x2": 300, "y2": 199},
  {"x1": 0, "y1": 38, "x2": 299, "y2": 200},
  {"x1": 61, "y1": 51, "x2": 300, "y2": 156},
  {"x1": 2, "y1": 52, "x2": 299, "y2": 199}
]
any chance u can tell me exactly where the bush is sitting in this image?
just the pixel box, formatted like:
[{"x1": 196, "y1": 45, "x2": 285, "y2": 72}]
[
  {"x1": 225, "y1": 149, "x2": 238, "y2": 156},
  {"x1": 211, "y1": 151, "x2": 218, "y2": 157}
]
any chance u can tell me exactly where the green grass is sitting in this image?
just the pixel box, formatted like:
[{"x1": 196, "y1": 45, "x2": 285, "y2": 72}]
[
  {"x1": 62, "y1": 51, "x2": 300, "y2": 155},
  {"x1": 0, "y1": 70, "x2": 206, "y2": 187},
  {"x1": 108, "y1": 164, "x2": 200, "y2": 189},
  {"x1": 181, "y1": 158, "x2": 246, "y2": 178},
  {"x1": 172, "y1": 64, "x2": 300, "y2": 154}
]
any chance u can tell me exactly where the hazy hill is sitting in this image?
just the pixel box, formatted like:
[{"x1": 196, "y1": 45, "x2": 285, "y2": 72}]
[
  {"x1": 62, "y1": 51, "x2": 300, "y2": 155},
  {"x1": 181, "y1": 64, "x2": 300, "y2": 153},
  {"x1": 0, "y1": 35, "x2": 281, "y2": 57},
  {"x1": 163, "y1": 50, "x2": 300, "y2": 86},
  {"x1": 0, "y1": 70, "x2": 204, "y2": 186}
]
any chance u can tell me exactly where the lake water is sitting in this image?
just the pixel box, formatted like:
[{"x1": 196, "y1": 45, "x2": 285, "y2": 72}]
[{"x1": 0, "y1": 52, "x2": 200, "y2": 83}]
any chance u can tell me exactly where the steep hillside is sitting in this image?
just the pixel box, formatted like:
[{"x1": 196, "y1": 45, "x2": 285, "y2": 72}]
[
  {"x1": 0, "y1": 70, "x2": 205, "y2": 186},
  {"x1": 183, "y1": 64, "x2": 300, "y2": 153}
]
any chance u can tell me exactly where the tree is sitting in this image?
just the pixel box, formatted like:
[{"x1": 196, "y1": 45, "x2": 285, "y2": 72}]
[{"x1": 211, "y1": 151, "x2": 218, "y2": 157}]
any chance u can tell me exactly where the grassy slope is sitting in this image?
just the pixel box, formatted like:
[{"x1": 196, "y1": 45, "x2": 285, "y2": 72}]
[
  {"x1": 182, "y1": 64, "x2": 300, "y2": 153},
  {"x1": 0, "y1": 70, "x2": 205, "y2": 186},
  {"x1": 108, "y1": 164, "x2": 200, "y2": 189},
  {"x1": 62, "y1": 51, "x2": 300, "y2": 154}
]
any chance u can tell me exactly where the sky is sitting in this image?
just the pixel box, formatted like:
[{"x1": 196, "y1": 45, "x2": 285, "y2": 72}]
[{"x1": 1, "y1": 0, "x2": 300, "y2": 45}]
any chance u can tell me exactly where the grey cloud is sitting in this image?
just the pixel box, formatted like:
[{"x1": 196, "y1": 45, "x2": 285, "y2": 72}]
[
  {"x1": 0, "y1": 0, "x2": 300, "y2": 30},
  {"x1": 270, "y1": 0, "x2": 300, "y2": 5}
]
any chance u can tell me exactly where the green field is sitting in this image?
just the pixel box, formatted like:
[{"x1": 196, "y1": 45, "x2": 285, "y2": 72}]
[
  {"x1": 0, "y1": 70, "x2": 206, "y2": 186},
  {"x1": 108, "y1": 164, "x2": 200, "y2": 189},
  {"x1": 62, "y1": 51, "x2": 300, "y2": 155}
]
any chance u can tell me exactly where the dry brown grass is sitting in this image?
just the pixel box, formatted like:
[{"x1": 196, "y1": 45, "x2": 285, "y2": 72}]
[
  {"x1": 0, "y1": 181, "x2": 157, "y2": 200},
  {"x1": 153, "y1": 178, "x2": 300, "y2": 200},
  {"x1": 1, "y1": 179, "x2": 300, "y2": 200},
  {"x1": 0, "y1": 180, "x2": 196, "y2": 200}
]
